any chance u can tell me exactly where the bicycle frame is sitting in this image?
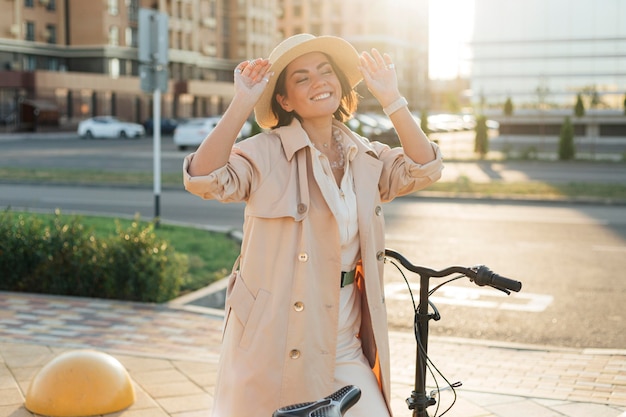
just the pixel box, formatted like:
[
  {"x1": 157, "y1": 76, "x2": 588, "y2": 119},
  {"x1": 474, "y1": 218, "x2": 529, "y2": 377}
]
[
  {"x1": 384, "y1": 248, "x2": 522, "y2": 417},
  {"x1": 408, "y1": 257, "x2": 437, "y2": 416}
]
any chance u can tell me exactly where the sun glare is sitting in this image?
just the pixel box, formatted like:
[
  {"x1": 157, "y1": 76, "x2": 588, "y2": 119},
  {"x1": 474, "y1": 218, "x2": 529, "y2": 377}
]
[{"x1": 429, "y1": 0, "x2": 475, "y2": 80}]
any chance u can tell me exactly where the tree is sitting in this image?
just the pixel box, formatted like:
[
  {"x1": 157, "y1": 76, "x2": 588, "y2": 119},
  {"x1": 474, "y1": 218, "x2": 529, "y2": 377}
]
[
  {"x1": 444, "y1": 91, "x2": 461, "y2": 114},
  {"x1": 474, "y1": 115, "x2": 489, "y2": 158},
  {"x1": 574, "y1": 93, "x2": 585, "y2": 118},
  {"x1": 623, "y1": 94, "x2": 626, "y2": 115},
  {"x1": 420, "y1": 109, "x2": 430, "y2": 135},
  {"x1": 558, "y1": 116, "x2": 575, "y2": 160},
  {"x1": 504, "y1": 97, "x2": 514, "y2": 116},
  {"x1": 248, "y1": 119, "x2": 263, "y2": 137}
]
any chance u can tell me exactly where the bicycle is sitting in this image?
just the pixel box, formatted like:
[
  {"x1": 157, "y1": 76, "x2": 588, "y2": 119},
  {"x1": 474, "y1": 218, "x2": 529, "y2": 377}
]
[{"x1": 273, "y1": 248, "x2": 522, "y2": 417}]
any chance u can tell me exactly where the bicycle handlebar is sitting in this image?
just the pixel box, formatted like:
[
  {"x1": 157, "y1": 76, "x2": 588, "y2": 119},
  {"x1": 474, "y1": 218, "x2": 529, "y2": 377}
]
[
  {"x1": 384, "y1": 249, "x2": 522, "y2": 293},
  {"x1": 473, "y1": 265, "x2": 522, "y2": 292}
]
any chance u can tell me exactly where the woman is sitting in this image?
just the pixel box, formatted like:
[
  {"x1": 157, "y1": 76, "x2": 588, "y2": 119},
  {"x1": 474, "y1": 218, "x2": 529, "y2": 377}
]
[{"x1": 184, "y1": 33, "x2": 443, "y2": 417}]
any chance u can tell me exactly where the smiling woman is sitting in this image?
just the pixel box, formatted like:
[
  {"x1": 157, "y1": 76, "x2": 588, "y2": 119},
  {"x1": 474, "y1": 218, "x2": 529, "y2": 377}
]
[{"x1": 429, "y1": 0, "x2": 475, "y2": 80}]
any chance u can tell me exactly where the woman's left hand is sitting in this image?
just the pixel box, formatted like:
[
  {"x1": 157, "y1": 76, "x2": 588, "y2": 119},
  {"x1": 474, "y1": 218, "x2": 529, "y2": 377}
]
[{"x1": 359, "y1": 49, "x2": 402, "y2": 108}]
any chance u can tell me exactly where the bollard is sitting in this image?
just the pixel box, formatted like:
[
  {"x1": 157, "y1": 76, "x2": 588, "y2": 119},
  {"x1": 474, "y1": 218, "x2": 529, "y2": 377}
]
[{"x1": 25, "y1": 349, "x2": 135, "y2": 417}]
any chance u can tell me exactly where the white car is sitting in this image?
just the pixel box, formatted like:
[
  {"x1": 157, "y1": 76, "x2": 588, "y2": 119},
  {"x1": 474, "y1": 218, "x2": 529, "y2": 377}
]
[
  {"x1": 173, "y1": 117, "x2": 251, "y2": 150},
  {"x1": 173, "y1": 117, "x2": 220, "y2": 150},
  {"x1": 78, "y1": 116, "x2": 145, "y2": 139}
]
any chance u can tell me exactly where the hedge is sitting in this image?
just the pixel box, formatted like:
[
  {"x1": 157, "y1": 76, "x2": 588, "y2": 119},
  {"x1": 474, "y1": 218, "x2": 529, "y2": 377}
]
[{"x1": 0, "y1": 209, "x2": 187, "y2": 302}]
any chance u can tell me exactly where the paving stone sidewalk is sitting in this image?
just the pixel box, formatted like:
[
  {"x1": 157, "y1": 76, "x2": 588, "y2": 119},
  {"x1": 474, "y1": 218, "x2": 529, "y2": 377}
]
[{"x1": 1, "y1": 291, "x2": 625, "y2": 417}]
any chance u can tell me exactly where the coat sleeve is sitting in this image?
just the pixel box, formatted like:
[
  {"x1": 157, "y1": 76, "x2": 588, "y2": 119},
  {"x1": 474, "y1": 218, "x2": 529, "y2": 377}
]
[
  {"x1": 370, "y1": 138, "x2": 444, "y2": 202},
  {"x1": 182, "y1": 134, "x2": 278, "y2": 203}
]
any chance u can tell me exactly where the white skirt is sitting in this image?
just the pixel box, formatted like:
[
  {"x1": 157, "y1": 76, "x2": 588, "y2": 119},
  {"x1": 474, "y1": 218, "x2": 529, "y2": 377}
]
[{"x1": 334, "y1": 284, "x2": 391, "y2": 417}]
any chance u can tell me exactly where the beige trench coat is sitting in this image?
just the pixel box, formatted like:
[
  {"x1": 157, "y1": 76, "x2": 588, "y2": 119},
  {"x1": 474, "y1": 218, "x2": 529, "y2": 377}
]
[{"x1": 183, "y1": 119, "x2": 443, "y2": 417}]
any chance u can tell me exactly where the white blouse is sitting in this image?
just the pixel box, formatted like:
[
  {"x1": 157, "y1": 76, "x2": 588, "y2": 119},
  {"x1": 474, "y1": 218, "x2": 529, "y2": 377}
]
[{"x1": 308, "y1": 129, "x2": 360, "y2": 272}]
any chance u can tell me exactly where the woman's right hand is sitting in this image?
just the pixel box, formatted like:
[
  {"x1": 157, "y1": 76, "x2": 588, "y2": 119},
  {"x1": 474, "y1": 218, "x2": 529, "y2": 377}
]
[
  {"x1": 233, "y1": 59, "x2": 273, "y2": 107},
  {"x1": 187, "y1": 59, "x2": 273, "y2": 177}
]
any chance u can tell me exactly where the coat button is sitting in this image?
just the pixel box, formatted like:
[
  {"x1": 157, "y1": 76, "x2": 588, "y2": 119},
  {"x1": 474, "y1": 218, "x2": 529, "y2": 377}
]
[
  {"x1": 294, "y1": 301, "x2": 304, "y2": 312},
  {"x1": 289, "y1": 349, "x2": 301, "y2": 359},
  {"x1": 377, "y1": 250, "x2": 385, "y2": 261},
  {"x1": 297, "y1": 203, "x2": 307, "y2": 214},
  {"x1": 375, "y1": 205, "x2": 382, "y2": 216},
  {"x1": 298, "y1": 253, "x2": 308, "y2": 262}
]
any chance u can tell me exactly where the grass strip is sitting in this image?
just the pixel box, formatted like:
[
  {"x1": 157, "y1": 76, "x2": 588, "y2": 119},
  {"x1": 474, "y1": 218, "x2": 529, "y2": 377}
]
[
  {"x1": 0, "y1": 167, "x2": 183, "y2": 188},
  {"x1": 423, "y1": 175, "x2": 626, "y2": 200},
  {"x1": 11, "y1": 210, "x2": 241, "y2": 296}
]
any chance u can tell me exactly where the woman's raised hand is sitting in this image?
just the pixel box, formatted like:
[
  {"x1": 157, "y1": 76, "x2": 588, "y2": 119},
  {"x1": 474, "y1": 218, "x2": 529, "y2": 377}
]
[
  {"x1": 359, "y1": 49, "x2": 402, "y2": 108},
  {"x1": 233, "y1": 58, "x2": 273, "y2": 107}
]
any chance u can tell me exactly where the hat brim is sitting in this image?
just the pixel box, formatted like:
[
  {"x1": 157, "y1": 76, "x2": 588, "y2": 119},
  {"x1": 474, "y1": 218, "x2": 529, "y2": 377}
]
[{"x1": 254, "y1": 35, "x2": 362, "y2": 129}]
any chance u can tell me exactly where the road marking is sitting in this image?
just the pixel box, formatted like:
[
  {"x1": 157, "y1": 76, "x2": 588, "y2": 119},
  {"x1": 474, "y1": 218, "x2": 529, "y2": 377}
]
[
  {"x1": 384, "y1": 283, "x2": 553, "y2": 312},
  {"x1": 592, "y1": 245, "x2": 626, "y2": 253}
]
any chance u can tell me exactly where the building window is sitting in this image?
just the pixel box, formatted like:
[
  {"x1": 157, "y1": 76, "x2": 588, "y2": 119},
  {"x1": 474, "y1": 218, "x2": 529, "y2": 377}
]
[
  {"x1": 110, "y1": 58, "x2": 120, "y2": 79},
  {"x1": 26, "y1": 55, "x2": 37, "y2": 71},
  {"x1": 48, "y1": 57, "x2": 59, "y2": 71},
  {"x1": 108, "y1": 0, "x2": 119, "y2": 15},
  {"x1": 126, "y1": 27, "x2": 137, "y2": 47},
  {"x1": 46, "y1": 0, "x2": 56, "y2": 11},
  {"x1": 126, "y1": 0, "x2": 138, "y2": 22},
  {"x1": 45, "y1": 24, "x2": 57, "y2": 44},
  {"x1": 109, "y1": 26, "x2": 119, "y2": 46},
  {"x1": 24, "y1": 0, "x2": 34, "y2": 7},
  {"x1": 26, "y1": 21, "x2": 35, "y2": 41}
]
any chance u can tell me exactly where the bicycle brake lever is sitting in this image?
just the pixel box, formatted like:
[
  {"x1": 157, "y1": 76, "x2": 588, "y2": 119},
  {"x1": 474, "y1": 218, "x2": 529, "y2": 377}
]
[
  {"x1": 430, "y1": 381, "x2": 462, "y2": 397},
  {"x1": 494, "y1": 287, "x2": 511, "y2": 295}
]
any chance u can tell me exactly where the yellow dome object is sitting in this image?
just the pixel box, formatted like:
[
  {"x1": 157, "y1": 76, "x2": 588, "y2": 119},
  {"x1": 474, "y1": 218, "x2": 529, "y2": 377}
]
[{"x1": 25, "y1": 350, "x2": 135, "y2": 417}]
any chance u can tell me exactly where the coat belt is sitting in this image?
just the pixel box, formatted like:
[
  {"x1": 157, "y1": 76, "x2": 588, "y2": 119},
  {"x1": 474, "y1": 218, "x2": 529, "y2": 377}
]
[{"x1": 340, "y1": 269, "x2": 356, "y2": 287}]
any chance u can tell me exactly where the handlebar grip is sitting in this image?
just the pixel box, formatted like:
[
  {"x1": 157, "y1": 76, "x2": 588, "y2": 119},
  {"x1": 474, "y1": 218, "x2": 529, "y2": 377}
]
[{"x1": 475, "y1": 266, "x2": 522, "y2": 292}]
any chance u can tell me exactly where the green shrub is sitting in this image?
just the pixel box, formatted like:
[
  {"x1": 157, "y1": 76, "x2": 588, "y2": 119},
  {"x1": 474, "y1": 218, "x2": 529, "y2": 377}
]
[
  {"x1": 420, "y1": 109, "x2": 430, "y2": 135},
  {"x1": 574, "y1": 94, "x2": 585, "y2": 118},
  {"x1": 474, "y1": 115, "x2": 489, "y2": 157},
  {"x1": 504, "y1": 97, "x2": 514, "y2": 116},
  {"x1": 101, "y1": 219, "x2": 186, "y2": 302},
  {"x1": 0, "y1": 209, "x2": 186, "y2": 302},
  {"x1": 0, "y1": 211, "x2": 49, "y2": 290},
  {"x1": 248, "y1": 119, "x2": 263, "y2": 137},
  {"x1": 559, "y1": 117, "x2": 576, "y2": 161}
]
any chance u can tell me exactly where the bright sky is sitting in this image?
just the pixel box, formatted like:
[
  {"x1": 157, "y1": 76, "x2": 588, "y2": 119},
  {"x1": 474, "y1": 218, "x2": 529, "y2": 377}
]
[{"x1": 429, "y1": 0, "x2": 475, "y2": 80}]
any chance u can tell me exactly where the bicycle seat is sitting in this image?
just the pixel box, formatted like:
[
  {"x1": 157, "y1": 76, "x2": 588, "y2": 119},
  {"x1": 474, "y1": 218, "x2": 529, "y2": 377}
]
[{"x1": 272, "y1": 385, "x2": 361, "y2": 417}]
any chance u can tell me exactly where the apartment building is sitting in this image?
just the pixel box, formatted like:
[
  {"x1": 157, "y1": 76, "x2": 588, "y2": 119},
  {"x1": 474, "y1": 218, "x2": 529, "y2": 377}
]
[{"x1": 0, "y1": 0, "x2": 428, "y2": 131}]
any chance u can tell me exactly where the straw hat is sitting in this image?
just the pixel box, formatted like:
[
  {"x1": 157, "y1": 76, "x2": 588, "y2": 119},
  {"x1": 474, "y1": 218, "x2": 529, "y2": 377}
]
[{"x1": 254, "y1": 33, "x2": 362, "y2": 129}]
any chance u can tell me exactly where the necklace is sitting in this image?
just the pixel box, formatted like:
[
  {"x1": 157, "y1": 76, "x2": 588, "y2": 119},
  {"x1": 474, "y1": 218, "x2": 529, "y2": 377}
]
[
  {"x1": 312, "y1": 127, "x2": 345, "y2": 170},
  {"x1": 328, "y1": 127, "x2": 345, "y2": 170}
]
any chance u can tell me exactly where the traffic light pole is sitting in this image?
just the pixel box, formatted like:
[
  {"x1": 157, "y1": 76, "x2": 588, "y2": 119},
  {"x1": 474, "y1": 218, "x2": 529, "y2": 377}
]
[
  {"x1": 153, "y1": 86, "x2": 161, "y2": 226},
  {"x1": 139, "y1": 8, "x2": 168, "y2": 227}
]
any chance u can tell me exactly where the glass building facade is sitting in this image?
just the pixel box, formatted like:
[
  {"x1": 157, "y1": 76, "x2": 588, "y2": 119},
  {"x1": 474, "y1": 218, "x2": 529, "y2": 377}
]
[{"x1": 470, "y1": 0, "x2": 626, "y2": 110}]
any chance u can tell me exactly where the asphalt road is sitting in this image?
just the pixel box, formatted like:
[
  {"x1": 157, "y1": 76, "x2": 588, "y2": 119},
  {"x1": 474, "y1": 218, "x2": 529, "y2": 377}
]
[
  {"x1": 381, "y1": 198, "x2": 626, "y2": 349},
  {"x1": 2, "y1": 132, "x2": 626, "y2": 184},
  {"x1": 2, "y1": 132, "x2": 626, "y2": 349}
]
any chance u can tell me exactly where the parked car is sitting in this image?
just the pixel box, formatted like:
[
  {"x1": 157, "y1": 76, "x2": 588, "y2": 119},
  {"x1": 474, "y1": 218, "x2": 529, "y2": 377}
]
[
  {"x1": 142, "y1": 117, "x2": 181, "y2": 135},
  {"x1": 173, "y1": 117, "x2": 251, "y2": 150},
  {"x1": 77, "y1": 116, "x2": 145, "y2": 139},
  {"x1": 173, "y1": 117, "x2": 220, "y2": 150}
]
